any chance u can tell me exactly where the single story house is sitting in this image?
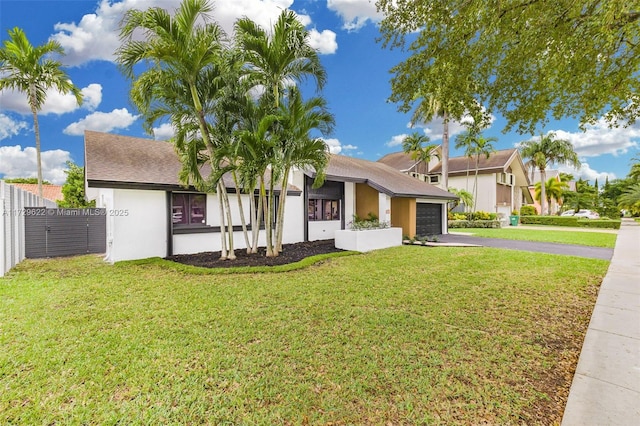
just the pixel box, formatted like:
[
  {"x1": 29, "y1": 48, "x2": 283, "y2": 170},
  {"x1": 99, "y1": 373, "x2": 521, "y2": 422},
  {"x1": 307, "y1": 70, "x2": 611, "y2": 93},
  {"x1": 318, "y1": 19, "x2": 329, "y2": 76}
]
[
  {"x1": 379, "y1": 148, "x2": 532, "y2": 217},
  {"x1": 85, "y1": 131, "x2": 458, "y2": 262}
]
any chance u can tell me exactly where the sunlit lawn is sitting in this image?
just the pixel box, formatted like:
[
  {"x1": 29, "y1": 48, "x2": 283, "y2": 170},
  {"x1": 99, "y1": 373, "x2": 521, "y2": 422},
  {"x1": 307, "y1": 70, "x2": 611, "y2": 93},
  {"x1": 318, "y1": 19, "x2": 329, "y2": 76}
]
[
  {"x1": 458, "y1": 227, "x2": 617, "y2": 248},
  {"x1": 0, "y1": 247, "x2": 608, "y2": 424}
]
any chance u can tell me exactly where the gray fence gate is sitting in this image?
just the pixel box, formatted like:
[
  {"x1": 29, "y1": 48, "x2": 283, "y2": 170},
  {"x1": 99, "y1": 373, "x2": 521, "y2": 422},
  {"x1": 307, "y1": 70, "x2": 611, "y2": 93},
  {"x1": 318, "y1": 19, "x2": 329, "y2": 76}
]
[{"x1": 25, "y1": 208, "x2": 106, "y2": 258}]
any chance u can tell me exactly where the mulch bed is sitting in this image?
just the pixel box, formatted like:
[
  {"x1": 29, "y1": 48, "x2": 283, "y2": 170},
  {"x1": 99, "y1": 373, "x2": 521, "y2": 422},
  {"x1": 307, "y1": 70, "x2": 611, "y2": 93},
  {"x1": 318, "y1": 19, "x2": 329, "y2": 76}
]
[{"x1": 165, "y1": 239, "x2": 345, "y2": 268}]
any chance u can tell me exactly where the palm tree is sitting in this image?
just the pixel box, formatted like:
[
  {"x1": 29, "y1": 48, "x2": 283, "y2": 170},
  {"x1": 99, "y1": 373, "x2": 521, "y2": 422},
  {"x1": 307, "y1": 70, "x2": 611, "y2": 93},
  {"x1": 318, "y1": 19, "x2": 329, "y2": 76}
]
[
  {"x1": 0, "y1": 27, "x2": 82, "y2": 202},
  {"x1": 116, "y1": 0, "x2": 239, "y2": 259},
  {"x1": 402, "y1": 132, "x2": 439, "y2": 176},
  {"x1": 275, "y1": 87, "x2": 334, "y2": 253},
  {"x1": 534, "y1": 178, "x2": 568, "y2": 213},
  {"x1": 236, "y1": 9, "x2": 328, "y2": 256},
  {"x1": 448, "y1": 187, "x2": 473, "y2": 212},
  {"x1": 519, "y1": 132, "x2": 581, "y2": 215},
  {"x1": 468, "y1": 133, "x2": 497, "y2": 211},
  {"x1": 454, "y1": 130, "x2": 476, "y2": 192},
  {"x1": 410, "y1": 95, "x2": 450, "y2": 190},
  {"x1": 618, "y1": 183, "x2": 640, "y2": 215}
]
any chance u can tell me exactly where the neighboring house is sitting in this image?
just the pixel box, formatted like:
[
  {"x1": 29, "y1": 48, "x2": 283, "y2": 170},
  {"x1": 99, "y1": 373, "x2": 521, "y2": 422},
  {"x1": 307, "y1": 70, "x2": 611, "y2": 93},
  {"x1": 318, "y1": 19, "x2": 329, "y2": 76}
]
[
  {"x1": 84, "y1": 131, "x2": 457, "y2": 262},
  {"x1": 379, "y1": 148, "x2": 532, "y2": 218},
  {"x1": 11, "y1": 183, "x2": 64, "y2": 204}
]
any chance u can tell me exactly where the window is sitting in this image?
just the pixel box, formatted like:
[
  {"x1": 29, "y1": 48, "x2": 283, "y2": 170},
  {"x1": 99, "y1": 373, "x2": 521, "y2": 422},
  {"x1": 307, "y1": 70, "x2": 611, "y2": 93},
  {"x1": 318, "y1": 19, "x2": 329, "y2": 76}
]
[
  {"x1": 308, "y1": 199, "x2": 340, "y2": 221},
  {"x1": 172, "y1": 193, "x2": 206, "y2": 226},
  {"x1": 428, "y1": 175, "x2": 440, "y2": 184}
]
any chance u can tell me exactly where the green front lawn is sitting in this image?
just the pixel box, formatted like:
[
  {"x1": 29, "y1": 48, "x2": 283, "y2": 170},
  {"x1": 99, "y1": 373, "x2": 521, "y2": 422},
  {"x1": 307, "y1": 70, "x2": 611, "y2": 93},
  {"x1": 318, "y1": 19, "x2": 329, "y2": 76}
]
[
  {"x1": 1, "y1": 248, "x2": 607, "y2": 424},
  {"x1": 458, "y1": 227, "x2": 617, "y2": 248}
]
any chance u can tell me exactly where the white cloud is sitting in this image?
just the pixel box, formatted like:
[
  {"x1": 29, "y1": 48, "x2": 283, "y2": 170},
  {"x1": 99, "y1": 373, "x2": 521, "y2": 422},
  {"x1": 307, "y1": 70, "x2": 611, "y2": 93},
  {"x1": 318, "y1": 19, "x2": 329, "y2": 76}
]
[
  {"x1": 307, "y1": 28, "x2": 338, "y2": 54},
  {"x1": 0, "y1": 83, "x2": 102, "y2": 115},
  {"x1": 0, "y1": 145, "x2": 71, "y2": 184},
  {"x1": 547, "y1": 119, "x2": 640, "y2": 158},
  {"x1": 0, "y1": 114, "x2": 29, "y2": 141},
  {"x1": 63, "y1": 108, "x2": 139, "y2": 135},
  {"x1": 327, "y1": 0, "x2": 383, "y2": 31},
  {"x1": 153, "y1": 123, "x2": 175, "y2": 140},
  {"x1": 50, "y1": 0, "x2": 335, "y2": 67},
  {"x1": 411, "y1": 111, "x2": 496, "y2": 141},
  {"x1": 342, "y1": 144, "x2": 357, "y2": 151},
  {"x1": 386, "y1": 133, "x2": 408, "y2": 147},
  {"x1": 557, "y1": 161, "x2": 616, "y2": 183},
  {"x1": 323, "y1": 137, "x2": 344, "y2": 154}
]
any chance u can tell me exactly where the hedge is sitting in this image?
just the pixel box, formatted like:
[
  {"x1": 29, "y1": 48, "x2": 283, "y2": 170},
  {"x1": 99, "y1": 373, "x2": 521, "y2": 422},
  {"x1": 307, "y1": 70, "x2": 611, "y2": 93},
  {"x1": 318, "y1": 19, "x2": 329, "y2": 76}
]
[
  {"x1": 519, "y1": 215, "x2": 621, "y2": 229},
  {"x1": 448, "y1": 220, "x2": 501, "y2": 229}
]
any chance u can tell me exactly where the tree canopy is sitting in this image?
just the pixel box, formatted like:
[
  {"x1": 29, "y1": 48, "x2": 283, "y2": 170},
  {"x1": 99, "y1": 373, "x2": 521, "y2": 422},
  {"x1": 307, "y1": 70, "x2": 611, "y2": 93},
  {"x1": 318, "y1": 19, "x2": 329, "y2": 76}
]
[{"x1": 377, "y1": 0, "x2": 640, "y2": 134}]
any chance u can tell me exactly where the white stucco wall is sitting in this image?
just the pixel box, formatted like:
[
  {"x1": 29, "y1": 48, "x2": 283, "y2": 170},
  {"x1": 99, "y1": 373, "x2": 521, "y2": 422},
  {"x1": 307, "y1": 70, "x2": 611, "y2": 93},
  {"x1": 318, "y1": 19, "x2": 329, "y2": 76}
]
[
  {"x1": 173, "y1": 191, "x2": 304, "y2": 254},
  {"x1": 92, "y1": 188, "x2": 167, "y2": 263},
  {"x1": 308, "y1": 221, "x2": 341, "y2": 241}
]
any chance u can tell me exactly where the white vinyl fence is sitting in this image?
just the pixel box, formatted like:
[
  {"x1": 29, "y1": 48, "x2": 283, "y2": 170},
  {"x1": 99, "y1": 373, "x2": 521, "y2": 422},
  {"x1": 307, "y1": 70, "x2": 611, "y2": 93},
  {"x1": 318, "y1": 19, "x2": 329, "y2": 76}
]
[{"x1": 0, "y1": 181, "x2": 56, "y2": 277}]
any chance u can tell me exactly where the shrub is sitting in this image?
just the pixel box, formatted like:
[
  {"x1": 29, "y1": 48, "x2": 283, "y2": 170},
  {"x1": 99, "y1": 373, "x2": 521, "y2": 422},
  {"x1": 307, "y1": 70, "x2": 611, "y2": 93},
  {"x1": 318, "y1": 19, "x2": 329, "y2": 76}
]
[
  {"x1": 519, "y1": 205, "x2": 537, "y2": 216},
  {"x1": 349, "y1": 214, "x2": 389, "y2": 231},
  {"x1": 577, "y1": 219, "x2": 621, "y2": 230},
  {"x1": 519, "y1": 215, "x2": 620, "y2": 229},
  {"x1": 511, "y1": 209, "x2": 519, "y2": 216},
  {"x1": 471, "y1": 211, "x2": 492, "y2": 220},
  {"x1": 452, "y1": 213, "x2": 467, "y2": 220},
  {"x1": 448, "y1": 220, "x2": 501, "y2": 229}
]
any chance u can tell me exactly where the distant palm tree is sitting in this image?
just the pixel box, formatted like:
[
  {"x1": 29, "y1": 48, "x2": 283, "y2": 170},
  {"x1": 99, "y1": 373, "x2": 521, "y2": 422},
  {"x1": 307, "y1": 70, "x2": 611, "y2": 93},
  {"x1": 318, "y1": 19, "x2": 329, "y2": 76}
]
[
  {"x1": 448, "y1": 187, "x2": 473, "y2": 212},
  {"x1": 534, "y1": 178, "x2": 568, "y2": 213},
  {"x1": 410, "y1": 95, "x2": 450, "y2": 189},
  {"x1": 402, "y1": 132, "x2": 439, "y2": 176},
  {"x1": 454, "y1": 130, "x2": 476, "y2": 192},
  {"x1": 469, "y1": 133, "x2": 497, "y2": 211},
  {"x1": 519, "y1": 132, "x2": 581, "y2": 215},
  {"x1": 0, "y1": 27, "x2": 82, "y2": 202}
]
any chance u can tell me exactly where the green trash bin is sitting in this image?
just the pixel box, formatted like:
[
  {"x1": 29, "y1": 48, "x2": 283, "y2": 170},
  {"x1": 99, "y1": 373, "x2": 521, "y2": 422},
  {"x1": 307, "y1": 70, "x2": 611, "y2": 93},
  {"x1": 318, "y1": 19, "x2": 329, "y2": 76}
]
[{"x1": 509, "y1": 215, "x2": 519, "y2": 226}]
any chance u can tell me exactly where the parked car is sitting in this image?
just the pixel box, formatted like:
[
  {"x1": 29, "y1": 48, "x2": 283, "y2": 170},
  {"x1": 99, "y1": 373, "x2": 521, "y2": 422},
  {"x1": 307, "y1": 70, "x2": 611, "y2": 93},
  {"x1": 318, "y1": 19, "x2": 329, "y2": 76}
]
[
  {"x1": 573, "y1": 209, "x2": 600, "y2": 219},
  {"x1": 560, "y1": 210, "x2": 575, "y2": 217}
]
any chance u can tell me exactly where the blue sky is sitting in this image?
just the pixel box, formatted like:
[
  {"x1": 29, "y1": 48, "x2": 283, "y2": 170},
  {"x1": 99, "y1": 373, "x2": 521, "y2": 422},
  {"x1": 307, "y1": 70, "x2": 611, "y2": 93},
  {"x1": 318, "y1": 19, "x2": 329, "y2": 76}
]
[{"x1": 1, "y1": 0, "x2": 637, "y2": 185}]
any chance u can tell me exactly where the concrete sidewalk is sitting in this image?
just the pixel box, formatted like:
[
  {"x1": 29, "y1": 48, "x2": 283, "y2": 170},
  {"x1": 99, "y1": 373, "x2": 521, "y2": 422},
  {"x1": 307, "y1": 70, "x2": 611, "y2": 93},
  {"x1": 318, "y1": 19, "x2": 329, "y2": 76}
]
[{"x1": 562, "y1": 219, "x2": 640, "y2": 425}]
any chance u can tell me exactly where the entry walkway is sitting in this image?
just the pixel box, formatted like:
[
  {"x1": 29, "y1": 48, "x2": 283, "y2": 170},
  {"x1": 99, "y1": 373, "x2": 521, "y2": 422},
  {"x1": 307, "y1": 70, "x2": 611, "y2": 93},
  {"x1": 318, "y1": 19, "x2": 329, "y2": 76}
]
[{"x1": 562, "y1": 219, "x2": 640, "y2": 425}]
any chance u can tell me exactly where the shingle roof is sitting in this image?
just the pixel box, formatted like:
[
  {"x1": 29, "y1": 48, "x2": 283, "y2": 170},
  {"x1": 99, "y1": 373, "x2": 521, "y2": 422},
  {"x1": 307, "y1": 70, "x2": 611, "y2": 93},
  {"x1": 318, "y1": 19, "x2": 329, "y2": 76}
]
[
  {"x1": 314, "y1": 154, "x2": 458, "y2": 199},
  {"x1": 12, "y1": 183, "x2": 63, "y2": 202},
  {"x1": 84, "y1": 130, "x2": 296, "y2": 192},
  {"x1": 429, "y1": 148, "x2": 519, "y2": 175},
  {"x1": 85, "y1": 131, "x2": 456, "y2": 200},
  {"x1": 377, "y1": 152, "x2": 420, "y2": 172}
]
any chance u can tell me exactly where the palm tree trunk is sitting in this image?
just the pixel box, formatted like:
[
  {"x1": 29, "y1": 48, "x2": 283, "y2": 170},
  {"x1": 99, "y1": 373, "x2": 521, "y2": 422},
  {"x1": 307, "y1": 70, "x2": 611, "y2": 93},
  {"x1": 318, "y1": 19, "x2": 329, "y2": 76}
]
[
  {"x1": 540, "y1": 169, "x2": 548, "y2": 215},
  {"x1": 473, "y1": 156, "x2": 480, "y2": 212},
  {"x1": 217, "y1": 187, "x2": 228, "y2": 260},
  {"x1": 220, "y1": 183, "x2": 236, "y2": 260},
  {"x1": 232, "y1": 171, "x2": 252, "y2": 254},
  {"x1": 30, "y1": 85, "x2": 44, "y2": 205},
  {"x1": 275, "y1": 168, "x2": 290, "y2": 253},
  {"x1": 441, "y1": 111, "x2": 449, "y2": 190},
  {"x1": 252, "y1": 182, "x2": 263, "y2": 254},
  {"x1": 265, "y1": 173, "x2": 276, "y2": 257}
]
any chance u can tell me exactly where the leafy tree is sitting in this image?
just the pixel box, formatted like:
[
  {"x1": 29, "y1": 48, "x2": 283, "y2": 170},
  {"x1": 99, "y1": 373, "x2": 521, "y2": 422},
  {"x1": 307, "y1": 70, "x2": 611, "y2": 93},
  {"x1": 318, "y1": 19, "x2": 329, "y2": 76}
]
[
  {"x1": 3, "y1": 177, "x2": 51, "y2": 185},
  {"x1": 377, "y1": 0, "x2": 640, "y2": 134},
  {"x1": 58, "y1": 162, "x2": 95, "y2": 208},
  {"x1": 519, "y1": 132, "x2": 581, "y2": 215},
  {"x1": 0, "y1": 27, "x2": 82, "y2": 202},
  {"x1": 563, "y1": 179, "x2": 597, "y2": 212},
  {"x1": 402, "y1": 132, "x2": 439, "y2": 175}
]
